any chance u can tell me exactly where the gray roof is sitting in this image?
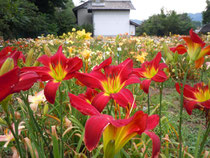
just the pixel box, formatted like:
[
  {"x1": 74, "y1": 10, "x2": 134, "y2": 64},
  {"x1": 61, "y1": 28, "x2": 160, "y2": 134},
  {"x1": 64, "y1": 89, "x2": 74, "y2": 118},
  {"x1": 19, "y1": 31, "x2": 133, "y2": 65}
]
[
  {"x1": 199, "y1": 23, "x2": 210, "y2": 34},
  {"x1": 130, "y1": 20, "x2": 140, "y2": 27},
  {"x1": 73, "y1": 0, "x2": 135, "y2": 12}
]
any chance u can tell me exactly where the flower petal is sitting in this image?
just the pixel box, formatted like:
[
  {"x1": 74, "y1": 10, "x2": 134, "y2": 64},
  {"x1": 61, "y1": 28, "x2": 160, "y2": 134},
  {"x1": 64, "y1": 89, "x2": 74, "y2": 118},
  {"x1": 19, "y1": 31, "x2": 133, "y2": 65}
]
[
  {"x1": 202, "y1": 100, "x2": 210, "y2": 109},
  {"x1": 170, "y1": 45, "x2": 187, "y2": 54},
  {"x1": 69, "y1": 93, "x2": 100, "y2": 115},
  {"x1": 92, "y1": 92, "x2": 111, "y2": 113},
  {"x1": 21, "y1": 66, "x2": 52, "y2": 81},
  {"x1": 152, "y1": 52, "x2": 162, "y2": 68},
  {"x1": 183, "y1": 99, "x2": 197, "y2": 115},
  {"x1": 0, "y1": 67, "x2": 19, "y2": 102},
  {"x1": 133, "y1": 67, "x2": 146, "y2": 78},
  {"x1": 118, "y1": 58, "x2": 133, "y2": 83},
  {"x1": 159, "y1": 63, "x2": 168, "y2": 70},
  {"x1": 197, "y1": 45, "x2": 210, "y2": 59},
  {"x1": 152, "y1": 70, "x2": 167, "y2": 82},
  {"x1": 84, "y1": 115, "x2": 111, "y2": 151},
  {"x1": 124, "y1": 74, "x2": 141, "y2": 87},
  {"x1": 93, "y1": 57, "x2": 112, "y2": 71},
  {"x1": 146, "y1": 115, "x2": 159, "y2": 130},
  {"x1": 111, "y1": 88, "x2": 136, "y2": 109},
  {"x1": 175, "y1": 83, "x2": 196, "y2": 99},
  {"x1": 50, "y1": 45, "x2": 68, "y2": 69},
  {"x1": 44, "y1": 80, "x2": 60, "y2": 104},
  {"x1": 144, "y1": 131, "x2": 160, "y2": 158},
  {"x1": 189, "y1": 29, "x2": 205, "y2": 47},
  {"x1": 75, "y1": 72, "x2": 103, "y2": 90},
  {"x1": 12, "y1": 71, "x2": 39, "y2": 93},
  {"x1": 37, "y1": 55, "x2": 51, "y2": 67},
  {"x1": 195, "y1": 57, "x2": 204, "y2": 69},
  {"x1": 0, "y1": 135, "x2": 9, "y2": 142},
  {"x1": 141, "y1": 79, "x2": 152, "y2": 94},
  {"x1": 65, "y1": 57, "x2": 83, "y2": 74}
]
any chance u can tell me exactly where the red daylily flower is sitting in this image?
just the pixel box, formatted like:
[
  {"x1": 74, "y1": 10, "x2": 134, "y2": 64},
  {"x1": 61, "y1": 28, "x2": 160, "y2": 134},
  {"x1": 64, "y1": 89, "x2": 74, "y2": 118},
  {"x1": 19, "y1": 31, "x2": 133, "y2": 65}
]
[
  {"x1": 170, "y1": 44, "x2": 187, "y2": 54},
  {"x1": 69, "y1": 93, "x2": 100, "y2": 116},
  {"x1": 182, "y1": 29, "x2": 210, "y2": 68},
  {"x1": 0, "y1": 67, "x2": 39, "y2": 102},
  {"x1": 175, "y1": 82, "x2": 210, "y2": 115},
  {"x1": 134, "y1": 52, "x2": 168, "y2": 94},
  {"x1": 68, "y1": 93, "x2": 160, "y2": 158},
  {"x1": 75, "y1": 57, "x2": 140, "y2": 112},
  {"x1": 0, "y1": 46, "x2": 25, "y2": 67},
  {"x1": 22, "y1": 46, "x2": 83, "y2": 104},
  {"x1": 78, "y1": 88, "x2": 99, "y2": 104}
]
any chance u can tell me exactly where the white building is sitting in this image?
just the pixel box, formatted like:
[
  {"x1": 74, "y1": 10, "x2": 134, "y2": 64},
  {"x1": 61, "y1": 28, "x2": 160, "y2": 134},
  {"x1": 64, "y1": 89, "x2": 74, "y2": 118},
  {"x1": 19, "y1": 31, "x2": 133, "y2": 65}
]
[{"x1": 73, "y1": 0, "x2": 139, "y2": 36}]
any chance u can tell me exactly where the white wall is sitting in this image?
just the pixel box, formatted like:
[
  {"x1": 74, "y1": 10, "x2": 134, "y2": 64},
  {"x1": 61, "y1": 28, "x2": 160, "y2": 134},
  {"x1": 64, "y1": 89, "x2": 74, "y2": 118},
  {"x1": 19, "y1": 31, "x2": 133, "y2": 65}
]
[
  {"x1": 129, "y1": 24, "x2": 136, "y2": 35},
  {"x1": 77, "y1": 9, "x2": 92, "y2": 26},
  {"x1": 93, "y1": 10, "x2": 130, "y2": 36}
]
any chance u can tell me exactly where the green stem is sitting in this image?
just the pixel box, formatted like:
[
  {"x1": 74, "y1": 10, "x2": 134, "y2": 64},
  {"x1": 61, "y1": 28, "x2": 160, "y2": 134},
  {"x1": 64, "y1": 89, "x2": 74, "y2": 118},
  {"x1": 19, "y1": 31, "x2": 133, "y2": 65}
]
[
  {"x1": 147, "y1": 90, "x2": 150, "y2": 115},
  {"x1": 20, "y1": 92, "x2": 49, "y2": 148},
  {"x1": 59, "y1": 86, "x2": 64, "y2": 158},
  {"x1": 159, "y1": 82, "x2": 163, "y2": 143},
  {"x1": 5, "y1": 111, "x2": 23, "y2": 158},
  {"x1": 196, "y1": 122, "x2": 210, "y2": 158},
  {"x1": 178, "y1": 67, "x2": 188, "y2": 158},
  {"x1": 200, "y1": 66, "x2": 204, "y2": 82}
]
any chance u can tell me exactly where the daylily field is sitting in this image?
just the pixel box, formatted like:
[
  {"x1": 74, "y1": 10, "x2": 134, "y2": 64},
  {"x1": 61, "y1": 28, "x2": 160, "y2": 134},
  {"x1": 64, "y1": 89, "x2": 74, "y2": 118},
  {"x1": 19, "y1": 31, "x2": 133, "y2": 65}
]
[{"x1": 0, "y1": 29, "x2": 209, "y2": 158}]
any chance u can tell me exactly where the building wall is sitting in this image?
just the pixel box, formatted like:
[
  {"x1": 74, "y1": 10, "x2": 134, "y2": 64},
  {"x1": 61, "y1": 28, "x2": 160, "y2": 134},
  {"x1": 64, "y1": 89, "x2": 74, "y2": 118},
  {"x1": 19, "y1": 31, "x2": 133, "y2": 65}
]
[
  {"x1": 77, "y1": 9, "x2": 92, "y2": 26},
  {"x1": 93, "y1": 10, "x2": 130, "y2": 36},
  {"x1": 129, "y1": 24, "x2": 136, "y2": 36}
]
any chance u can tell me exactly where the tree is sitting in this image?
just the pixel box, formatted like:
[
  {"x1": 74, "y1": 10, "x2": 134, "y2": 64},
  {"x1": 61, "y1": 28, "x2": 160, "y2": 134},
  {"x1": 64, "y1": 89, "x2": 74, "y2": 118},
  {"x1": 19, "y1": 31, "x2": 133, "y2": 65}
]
[
  {"x1": 0, "y1": 0, "x2": 76, "y2": 39},
  {"x1": 28, "y1": 0, "x2": 68, "y2": 14},
  {"x1": 54, "y1": 0, "x2": 76, "y2": 35},
  {"x1": 202, "y1": 0, "x2": 210, "y2": 25},
  {"x1": 136, "y1": 9, "x2": 196, "y2": 36}
]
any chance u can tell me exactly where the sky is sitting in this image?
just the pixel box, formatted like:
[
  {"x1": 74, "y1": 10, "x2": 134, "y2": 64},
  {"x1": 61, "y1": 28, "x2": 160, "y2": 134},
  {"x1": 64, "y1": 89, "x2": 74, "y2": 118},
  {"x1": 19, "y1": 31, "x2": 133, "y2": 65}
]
[{"x1": 72, "y1": 0, "x2": 207, "y2": 20}]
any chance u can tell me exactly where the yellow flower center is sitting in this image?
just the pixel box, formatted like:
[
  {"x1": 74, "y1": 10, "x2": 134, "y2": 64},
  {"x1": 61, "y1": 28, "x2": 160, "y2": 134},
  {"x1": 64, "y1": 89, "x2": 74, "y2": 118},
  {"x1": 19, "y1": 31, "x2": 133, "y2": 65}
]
[
  {"x1": 49, "y1": 63, "x2": 67, "y2": 82},
  {"x1": 143, "y1": 65, "x2": 158, "y2": 79},
  {"x1": 101, "y1": 75, "x2": 124, "y2": 95},
  {"x1": 194, "y1": 88, "x2": 210, "y2": 102}
]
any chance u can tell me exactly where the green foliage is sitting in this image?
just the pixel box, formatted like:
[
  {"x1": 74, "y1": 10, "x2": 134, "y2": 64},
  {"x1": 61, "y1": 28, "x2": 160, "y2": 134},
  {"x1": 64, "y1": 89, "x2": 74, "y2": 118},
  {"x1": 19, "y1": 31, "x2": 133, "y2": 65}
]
[
  {"x1": 136, "y1": 9, "x2": 196, "y2": 36},
  {"x1": 28, "y1": 0, "x2": 68, "y2": 14},
  {"x1": 192, "y1": 21, "x2": 202, "y2": 28},
  {"x1": 202, "y1": 0, "x2": 210, "y2": 25},
  {"x1": 54, "y1": 0, "x2": 76, "y2": 35},
  {"x1": 0, "y1": 0, "x2": 76, "y2": 39},
  {"x1": 75, "y1": 24, "x2": 94, "y2": 34}
]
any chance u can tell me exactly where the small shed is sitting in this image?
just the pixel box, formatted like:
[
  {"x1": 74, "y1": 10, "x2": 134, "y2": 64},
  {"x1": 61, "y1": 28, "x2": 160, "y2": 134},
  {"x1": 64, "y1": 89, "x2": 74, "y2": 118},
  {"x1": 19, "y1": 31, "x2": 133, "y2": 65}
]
[
  {"x1": 73, "y1": 0, "x2": 136, "y2": 36},
  {"x1": 199, "y1": 23, "x2": 210, "y2": 34},
  {"x1": 130, "y1": 20, "x2": 139, "y2": 35}
]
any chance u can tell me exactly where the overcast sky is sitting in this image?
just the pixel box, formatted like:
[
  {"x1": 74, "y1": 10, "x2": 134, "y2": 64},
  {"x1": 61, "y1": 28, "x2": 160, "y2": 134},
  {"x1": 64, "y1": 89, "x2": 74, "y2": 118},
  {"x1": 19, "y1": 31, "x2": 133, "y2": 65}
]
[{"x1": 72, "y1": 0, "x2": 207, "y2": 20}]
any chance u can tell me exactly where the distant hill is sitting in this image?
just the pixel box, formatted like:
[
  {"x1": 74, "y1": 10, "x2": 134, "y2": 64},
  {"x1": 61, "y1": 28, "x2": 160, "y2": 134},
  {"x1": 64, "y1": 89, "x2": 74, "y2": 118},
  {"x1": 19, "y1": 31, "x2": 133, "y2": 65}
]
[
  {"x1": 131, "y1": 19, "x2": 142, "y2": 25},
  {"x1": 188, "y1": 13, "x2": 202, "y2": 22}
]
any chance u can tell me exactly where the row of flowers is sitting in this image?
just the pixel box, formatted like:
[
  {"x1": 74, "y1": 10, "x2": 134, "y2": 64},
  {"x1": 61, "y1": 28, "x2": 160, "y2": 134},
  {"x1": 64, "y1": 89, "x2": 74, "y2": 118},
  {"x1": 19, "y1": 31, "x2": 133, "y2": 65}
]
[{"x1": 0, "y1": 29, "x2": 209, "y2": 157}]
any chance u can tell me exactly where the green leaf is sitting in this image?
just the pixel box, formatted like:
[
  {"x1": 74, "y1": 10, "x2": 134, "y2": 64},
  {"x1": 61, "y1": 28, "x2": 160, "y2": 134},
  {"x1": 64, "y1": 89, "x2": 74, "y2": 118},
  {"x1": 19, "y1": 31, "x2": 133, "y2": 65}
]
[{"x1": 52, "y1": 135, "x2": 60, "y2": 158}]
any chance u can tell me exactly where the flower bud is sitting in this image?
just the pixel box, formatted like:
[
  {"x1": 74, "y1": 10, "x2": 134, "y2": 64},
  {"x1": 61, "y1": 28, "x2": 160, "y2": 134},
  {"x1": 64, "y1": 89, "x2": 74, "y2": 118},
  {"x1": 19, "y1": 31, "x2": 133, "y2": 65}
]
[
  {"x1": 33, "y1": 54, "x2": 42, "y2": 66},
  {"x1": 162, "y1": 43, "x2": 173, "y2": 62},
  {"x1": 51, "y1": 125, "x2": 58, "y2": 139},
  {"x1": 0, "y1": 58, "x2": 14, "y2": 76},
  {"x1": 64, "y1": 117, "x2": 72, "y2": 128},
  {"x1": 44, "y1": 45, "x2": 52, "y2": 56},
  {"x1": 0, "y1": 118, "x2": 7, "y2": 125},
  {"x1": 0, "y1": 95, "x2": 12, "y2": 112},
  {"x1": 15, "y1": 112, "x2": 21, "y2": 120},
  {"x1": 43, "y1": 104, "x2": 48, "y2": 115},
  {"x1": 25, "y1": 48, "x2": 34, "y2": 66}
]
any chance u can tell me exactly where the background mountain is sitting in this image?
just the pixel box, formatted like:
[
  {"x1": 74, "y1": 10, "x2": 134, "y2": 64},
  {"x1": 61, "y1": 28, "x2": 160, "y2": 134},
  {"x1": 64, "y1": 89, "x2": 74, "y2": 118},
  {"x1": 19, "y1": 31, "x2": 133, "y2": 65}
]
[
  {"x1": 188, "y1": 13, "x2": 202, "y2": 22},
  {"x1": 131, "y1": 19, "x2": 142, "y2": 25}
]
